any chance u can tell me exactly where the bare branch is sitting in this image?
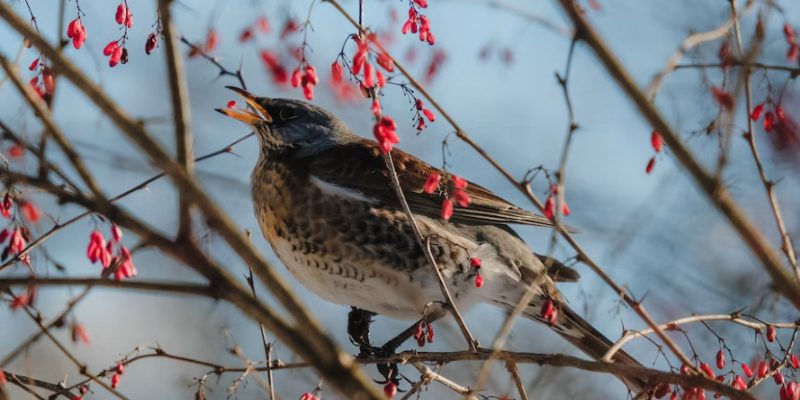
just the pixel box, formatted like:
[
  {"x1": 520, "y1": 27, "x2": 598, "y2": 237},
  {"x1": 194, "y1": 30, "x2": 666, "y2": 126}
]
[
  {"x1": 411, "y1": 363, "x2": 472, "y2": 397},
  {"x1": 158, "y1": 0, "x2": 195, "y2": 238},
  {"x1": 604, "y1": 313, "x2": 800, "y2": 362}
]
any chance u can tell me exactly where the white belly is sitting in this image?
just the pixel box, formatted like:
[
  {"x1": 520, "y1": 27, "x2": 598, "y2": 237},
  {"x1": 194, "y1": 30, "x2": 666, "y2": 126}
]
[{"x1": 270, "y1": 235, "x2": 516, "y2": 320}]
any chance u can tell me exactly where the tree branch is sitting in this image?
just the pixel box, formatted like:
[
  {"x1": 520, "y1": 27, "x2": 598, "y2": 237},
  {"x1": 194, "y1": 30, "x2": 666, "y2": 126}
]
[{"x1": 158, "y1": 0, "x2": 195, "y2": 239}]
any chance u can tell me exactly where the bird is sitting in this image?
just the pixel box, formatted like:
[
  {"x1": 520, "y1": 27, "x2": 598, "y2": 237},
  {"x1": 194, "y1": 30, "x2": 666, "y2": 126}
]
[{"x1": 217, "y1": 87, "x2": 647, "y2": 392}]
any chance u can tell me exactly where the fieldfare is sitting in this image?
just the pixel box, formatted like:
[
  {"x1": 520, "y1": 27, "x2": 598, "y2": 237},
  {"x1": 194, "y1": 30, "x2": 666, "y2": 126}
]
[{"x1": 218, "y1": 87, "x2": 645, "y2": 391}]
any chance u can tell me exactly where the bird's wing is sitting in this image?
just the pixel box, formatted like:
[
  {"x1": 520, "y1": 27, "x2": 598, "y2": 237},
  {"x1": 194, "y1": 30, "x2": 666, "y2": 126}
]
[{"x1": 305, "y1": 139, "x2": 560, "y2": 228}]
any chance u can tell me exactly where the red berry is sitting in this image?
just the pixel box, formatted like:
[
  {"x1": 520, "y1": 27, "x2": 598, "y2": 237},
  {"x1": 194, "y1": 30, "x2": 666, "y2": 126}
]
[
  {"x1": 452, "y1": 189, "x2": 470, "y2": 208},
  {"x1": 422, "y1": 108, "x2": 435, "y2": 122},
  {"x1": 257, "y1": 16, "x2": 270, "y2": 33},
  {"x1": 750, "y1": 103, "x2": 765, "y2": 121},
  {"x1": 733, "y1": 375, "x2": 747, "y2": 390},
  {"x1": 741, "y1": 363, "x2": 753, "y2": 378},
  {"x1": 767, "y1": 325, "x2": 777, "y2": 342},
  {"x1": 651, "y1": 130, "x2": 664, "y2": 152},
  {"x1": 363, "y1": 62, "x2": 374, "y2": 88},
  {"x1": 115, "y1": 3, "x2": 126, "y2": 25},
  {"x1": 103, "y1": 41, "x2": 119, "y2": 56},
  {"x1": 371, "y1": 99, "x2": 381, "y2": 118},
  {"x1": 561, "y1": 201, "x2": 571, "y2": 216},
  {"x1": 543, "y1": 195, "x2": 555, "y2": 219},
  {"x1": 145, "y1": 33, "x2": 158, "y2": 55},
  {"x1": 71, "y1": 323, "x2": 90, "y2": 345},
  {"x1": 654, "y1": 384, "x2": 670, "y2": 399},
  {"x1": 711, "y1": 86, "x2": 733, "y2": 110},
  {"x1": 785, "y1": 23, "x2": 797, "y2": 44},
  {"x1": 290, "y1": 68, "x2": 302, "y2": 88},
  {"x1": 383, "y1": 382, "x2": 397, "y2": 398},
  {"x1": 451, "y1": 176, "x2": 467, "y2": 190},
  {"x1": 239, "y1": 27, "x2": 254, "y2": 42},
  {"x1": 540, "y1": 298, "x2": 554, "y2": 320},
  {"x1": 109, "y1": 46, "x2": 123, "y2": 67},
  {"x1": 646, "y1": 156, "x2": 656, "y2": 174},
  {"x1": 776, "y1": 106, "x2": 786, "y2": 122},
  {"x1": 376, "y1": 70, "x2": 386, "y2": 87},
  {"x1": 423, "y1": 173, "x2": 440, "y2": 194},
  {"x1": 757, "y1": 361, "x2": 769, "y2": 378},
  {"x1": 331, "y1": 61, "x2": 343, "y2": 83},
  {"x1": 205, "y1": 29, "x2": 218, "y2": 52},
  {"x1": 700, "y1": 363, "x2": 714, "y2": 378},
  {"x1": 475, "y1": 273, "x2": 484, "y2": 288},
  {"x1": 440, "y1": 198, "x2": 453, "y2": 220},
  {"x1": 764, "y1": 111, "x2": 775, "y2": 132},
  {"x1": 413, "y1": 322, "x2": 423, "y2": 340},
  {"x1": 774, "y1": 370, "x2": 784, "y2": 385},
  {"x1": 716, "y1": 350, "x2": 725, "y2": 369}
]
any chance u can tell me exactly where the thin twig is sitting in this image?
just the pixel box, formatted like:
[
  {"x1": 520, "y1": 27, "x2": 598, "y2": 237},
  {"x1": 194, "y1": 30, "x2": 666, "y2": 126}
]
[
  {"x1": 382, "y1": 152, "x2": 478, "y2": 351},
  {"x1": 486, "y1": 0, "x2": 570, "y2": 35},
  {"x1": 246, "y1": 265, "x2": 276, "y2": 400},
  {"x1": 180, "y1": 37, "x2": 247, "y2": 89},
  {"x1": 674, "y1": 61, "x2": 800, "y2": 75},
  {"x1": 505, "y1": 360, "x2": 528, "y2": 400},
  {"x1": 604, "y1": 313, "x2": 800, "y2": 362},
  {"x1": 411, "y1": 363, "x2": 472, "y2": 397},
  {"x1": 6, "y1": 372, "x2": 77, "y2": 399}
]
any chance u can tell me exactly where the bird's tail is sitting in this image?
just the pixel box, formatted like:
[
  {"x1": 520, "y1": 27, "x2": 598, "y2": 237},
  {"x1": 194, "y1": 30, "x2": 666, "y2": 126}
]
[{"x1": 521, "y1": 298, "x2": 649, "y2": 393}]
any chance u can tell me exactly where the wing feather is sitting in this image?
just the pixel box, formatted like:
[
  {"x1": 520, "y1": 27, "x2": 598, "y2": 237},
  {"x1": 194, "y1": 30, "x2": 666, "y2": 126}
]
[{"x1": 306, "y1": 139, "x2": 569, "y2": 229}]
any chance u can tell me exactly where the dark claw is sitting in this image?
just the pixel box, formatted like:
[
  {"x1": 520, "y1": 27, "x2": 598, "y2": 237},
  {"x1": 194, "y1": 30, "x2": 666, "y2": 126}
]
[
  {"x1": 347, "y1": 307, "x2": 376, "y2": 351},
  {"x1": 346, "y1": 307, "x2": 401, "y2": 386}
]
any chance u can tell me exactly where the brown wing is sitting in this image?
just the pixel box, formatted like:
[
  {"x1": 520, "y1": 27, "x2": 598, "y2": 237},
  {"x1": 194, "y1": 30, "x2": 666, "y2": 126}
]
[{"x1": 306, "y1": 139, "x2": 559, "y2": 228}]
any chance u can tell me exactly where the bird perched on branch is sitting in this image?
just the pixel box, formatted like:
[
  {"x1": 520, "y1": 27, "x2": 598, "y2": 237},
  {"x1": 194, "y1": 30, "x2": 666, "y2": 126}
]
[{"x1": 217, "y1": 87, "x2": 647, "y2": 393}]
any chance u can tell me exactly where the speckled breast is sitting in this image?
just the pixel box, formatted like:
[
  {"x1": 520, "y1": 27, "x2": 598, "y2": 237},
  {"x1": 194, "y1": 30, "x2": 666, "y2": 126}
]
[{"x1": 250, "y1": 156, "x2": 435, "y2": 308}]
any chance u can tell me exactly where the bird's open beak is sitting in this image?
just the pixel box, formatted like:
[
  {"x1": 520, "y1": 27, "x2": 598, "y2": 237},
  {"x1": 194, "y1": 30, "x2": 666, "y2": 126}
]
[{"x1": 215, "y1": 86, "x2": 273, "y2": 125}]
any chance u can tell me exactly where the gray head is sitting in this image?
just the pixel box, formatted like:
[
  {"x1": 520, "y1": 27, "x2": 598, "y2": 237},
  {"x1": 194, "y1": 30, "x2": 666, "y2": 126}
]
[{"x1": 216, "y1": 86, "x2": 356, "y2": 156}]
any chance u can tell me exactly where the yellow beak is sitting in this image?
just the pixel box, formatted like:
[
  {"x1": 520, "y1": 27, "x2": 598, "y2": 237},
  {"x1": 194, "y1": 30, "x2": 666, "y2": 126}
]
[{"x1": 215, "y1": 86, "x2": 273, "y2": 124}]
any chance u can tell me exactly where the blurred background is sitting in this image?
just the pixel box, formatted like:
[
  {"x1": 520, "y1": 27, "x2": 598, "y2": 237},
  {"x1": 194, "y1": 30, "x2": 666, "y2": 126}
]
[{"x1": 1, "y1": 0, "x2": 799, "y2": 398}]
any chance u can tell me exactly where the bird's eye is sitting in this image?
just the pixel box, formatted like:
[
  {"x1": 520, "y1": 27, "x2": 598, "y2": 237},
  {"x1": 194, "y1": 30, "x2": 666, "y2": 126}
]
[{"x1": 279, "y1": 107, "x2": 297, "y2": 121}]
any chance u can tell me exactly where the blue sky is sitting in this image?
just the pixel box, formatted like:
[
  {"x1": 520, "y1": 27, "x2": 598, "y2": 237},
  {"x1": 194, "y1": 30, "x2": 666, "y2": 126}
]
[{"x1": 1, "y1": 0, "x2": 799, "y2": 398}]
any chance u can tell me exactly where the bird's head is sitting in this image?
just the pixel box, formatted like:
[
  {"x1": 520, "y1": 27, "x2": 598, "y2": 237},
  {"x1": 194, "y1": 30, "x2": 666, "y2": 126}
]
[{"x1": 216, "y1": 86, "x2": 352, "y2": 156}]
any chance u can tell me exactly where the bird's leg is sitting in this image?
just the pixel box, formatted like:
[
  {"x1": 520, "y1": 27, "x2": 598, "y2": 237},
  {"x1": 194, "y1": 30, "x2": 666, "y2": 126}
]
[
  {"x1": 370, "y1": 310, "x2": 447, "y2": 386},
  {"x1": 347, "y1": 307, "x2": 378, "y2": 357}
]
